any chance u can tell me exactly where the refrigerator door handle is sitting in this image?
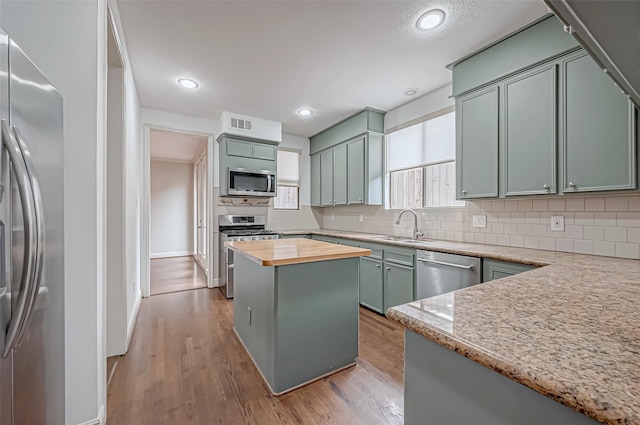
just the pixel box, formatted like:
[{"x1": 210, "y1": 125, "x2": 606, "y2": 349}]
[
  {"x1": 1, "y1": 120, "x2": 38, "y2": 358},
  {"x1": 12, "y1": 125, "x2": 45, "y2": 348}
]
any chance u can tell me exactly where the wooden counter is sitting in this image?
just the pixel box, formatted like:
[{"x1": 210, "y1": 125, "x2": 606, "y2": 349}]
[
  {"x1": 229, "y1": 238, "x2": 369, "y2": 396},
  {"x1": 225, "y1": 238, "x2": 371, "y2": 266}
]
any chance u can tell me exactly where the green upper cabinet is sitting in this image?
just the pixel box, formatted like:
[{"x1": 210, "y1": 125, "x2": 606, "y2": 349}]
[
  {"x1": 320, "y1": 150, "x2": 334, "y2": 206},
  {"x1": 347, "y1": 136, "x2": 365, "y2": 204},
  {"x1": 310, "y1": 153, "x2": 321, "y2": 206},
  {"x1": 562, "y1": 51, "x2": 636, "y2": 193},
  {"x1": 227, "y1": 139, "x2": 253, "y2": 157},
  {"x1": 504, "y1": 64, "x2": 557, "y2": 196},
  {"x1": 456, "y1": 86, "x2": 499, "y2": 199},
  {"x1": 333, "y1": 144, "x2": 348, "y2": 206},
  {"x1": 252, "y1": 143, "x2": 276, "y2": 160},
  {"x1": 309, "y1": 108, "x2": 385, "y2": 207}
]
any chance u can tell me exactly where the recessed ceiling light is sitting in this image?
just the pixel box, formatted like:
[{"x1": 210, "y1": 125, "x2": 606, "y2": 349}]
[
  {"x1": 416, "y1": 9, "x2": 445, "y2": 31},
  {"x1": 177, "y1": 78, "x2": 199, "y2": 89},
  {"x1": 297, "y1": 108, "x2": 314, "y2": 117},
  {"x1": 404, "y1": 88, "x2": 419, "y2": 96}
]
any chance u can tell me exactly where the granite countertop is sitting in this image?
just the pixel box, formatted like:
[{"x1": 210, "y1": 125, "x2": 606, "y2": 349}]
[
  {"x1": 280, "y1": 229, "x2": 640, "y2": 424},
  {"x1": 226, "y1": 238, "x2": 370, "y2": 266}
]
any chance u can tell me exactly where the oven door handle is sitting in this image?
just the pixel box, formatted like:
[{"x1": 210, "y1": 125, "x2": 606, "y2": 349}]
[{"x1": 228, "y1": 264, "x2": 234, "y2": 270}]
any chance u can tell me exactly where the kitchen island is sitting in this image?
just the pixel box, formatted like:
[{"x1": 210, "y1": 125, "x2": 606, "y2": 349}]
[{"x1": 226, "y1": 238, "x2": 370, "y2": 395}]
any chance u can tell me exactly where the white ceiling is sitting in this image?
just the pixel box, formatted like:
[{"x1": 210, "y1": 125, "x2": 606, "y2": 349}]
[
  {"x1": 117, "y1": 0, "x2": 549, "y2": 137},
  {"x1": 150, "y1": 128, "x2": 207, "y2": 162}
]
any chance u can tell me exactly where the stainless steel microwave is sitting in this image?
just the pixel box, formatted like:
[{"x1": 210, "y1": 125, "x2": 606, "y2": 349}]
[{"x1": 227, "y1": 167, "x2": 276, "y2": 197}]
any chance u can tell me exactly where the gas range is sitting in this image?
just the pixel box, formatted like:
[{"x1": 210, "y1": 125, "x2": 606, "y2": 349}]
[{"x1": 222, "y1": 229, "x2": 278, "y2": 241}]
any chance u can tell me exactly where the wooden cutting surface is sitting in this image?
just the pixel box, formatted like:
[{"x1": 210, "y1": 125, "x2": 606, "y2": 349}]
[{"x1": 226, "y1": 238, "x2": 371, "y2": 266}]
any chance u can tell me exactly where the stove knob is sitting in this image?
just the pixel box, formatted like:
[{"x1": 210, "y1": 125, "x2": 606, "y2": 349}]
[
  {"x1": 239, "y1": 237, "x2": 245, "y2": 242},
  {"x1": 252, "y1": 236, "x2": 258, "y2": 241}
]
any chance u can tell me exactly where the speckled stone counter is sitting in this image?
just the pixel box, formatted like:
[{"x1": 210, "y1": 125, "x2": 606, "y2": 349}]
[{"x1": 281, "y1": 229, "x2": 640, "y2": 424}]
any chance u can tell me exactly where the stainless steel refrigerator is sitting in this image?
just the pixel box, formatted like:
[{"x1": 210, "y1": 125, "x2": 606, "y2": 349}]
[{"x1": 0, "y1": 29, "x2": 65, "y2": 424}]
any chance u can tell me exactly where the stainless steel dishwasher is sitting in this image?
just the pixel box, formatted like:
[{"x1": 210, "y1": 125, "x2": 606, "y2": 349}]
[{"x1": 416, "y1": 250, "x2": 481, "y2": 299}]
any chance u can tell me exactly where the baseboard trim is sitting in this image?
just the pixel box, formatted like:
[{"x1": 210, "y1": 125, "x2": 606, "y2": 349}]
[
  {"x1": 211, "y1": 277, "x2": 220, "y2": 288},
  {"x1": 126, "y1": 290, "x2": 141, "y2": 349},
  {"x1": 150, "y1": 251, "x2": 191, "y2": 259},
  {"x1": 77, "y1": 404, "x2": 105, "y2": 425}
]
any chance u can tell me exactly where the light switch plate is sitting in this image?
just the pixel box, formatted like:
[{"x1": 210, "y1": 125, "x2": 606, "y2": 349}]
[
  {"x1": 359, "y1": 214, "x2": 364, "y2": 223},
  {"x1": 551, "y1": 216, "x2": 565, "y2": 231},
  {"x1": 472, "y1": 215, "x2": 487, "y2": 228}
]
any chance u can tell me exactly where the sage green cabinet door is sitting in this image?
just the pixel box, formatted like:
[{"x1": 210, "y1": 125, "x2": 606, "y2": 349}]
[
  {"x1": 504, "y1": 65, "x2": 557, "y2": 196},
  {"x1": 310, "y1": 153, "x2": 321, "y2": 206},
  {"x1": 384, "y1": 263, "x2": 414, "y2": 312},
  {"x1": 359, "y1": 257, "x2": 383, "y2": 313},
  {"x1": 227, "y1": 139, "x2": 252, "y2": 158},
  {"x1": 563, "y1": 52, "x2": 635, "y2": 192},
  {"x1": 320, "y1": 150, "x2": 333, "y2": 206},
  {"x1": 252, "y1": 143, "x2": 276, "y2": 160},
  {"x1": 347, "y1": 137, "x2": 365, "y2": 204},
  {"x1": 456, "y1": 86, "x2": 499, "y2": 199},
  {"x1": 482, "y1": 259, "x2": 536, "y2": 283},
  {"x1": 333, "y1": 144, "x2": 348, "y2": 206}
]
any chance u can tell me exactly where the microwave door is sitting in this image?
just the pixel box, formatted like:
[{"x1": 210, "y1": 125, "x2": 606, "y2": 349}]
[{"x1": 228, "y1": 169, "x2": 275, "y2": 196}]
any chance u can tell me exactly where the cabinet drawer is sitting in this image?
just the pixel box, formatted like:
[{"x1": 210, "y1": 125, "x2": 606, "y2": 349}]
[
  {"x1": 384, "y1": 247, "x2": 415, "y2": 267},
  {"x1": 252, "y1": 143, "x2": 276, "y2": 160},
  {"x1": 358, "y1": 242, "x2": 384, "y2": 260},
  {"x1": 227, "y1": 139, "x2": 253, "y2": 158},
  {"x1": 340, "y1": 239, "x2": 360, "y2": 247}
]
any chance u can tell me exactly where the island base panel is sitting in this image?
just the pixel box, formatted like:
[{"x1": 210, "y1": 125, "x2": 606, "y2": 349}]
[
  {"x1": 404, "y1": 330, "x2": 599, "y2": 425},
  {"x1": 234, "y1": 254, "x2": 359, "y2": 395}
]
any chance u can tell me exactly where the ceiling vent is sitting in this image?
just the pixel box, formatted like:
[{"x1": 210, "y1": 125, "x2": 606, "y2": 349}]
[{"x1": 230, "y1": 117, "x2": 252, "y2": 131}]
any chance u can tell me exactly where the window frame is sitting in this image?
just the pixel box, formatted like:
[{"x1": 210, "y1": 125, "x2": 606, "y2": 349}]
[{"x1": 273, "y1": 147, "x2": 301, "y2": 210}]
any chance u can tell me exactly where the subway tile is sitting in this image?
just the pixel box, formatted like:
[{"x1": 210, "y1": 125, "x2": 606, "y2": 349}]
[
  {"x1": 445, "y1": 231, "x2": 456, "y2": 241},
  {"x1": 606, "y1": 197, "x2": 629, "y2": 212},
  {"x1": 510, "y1": 235, "x2": 524, "y2": 248},
  {"x1": 540, "y1": 212, "x2": 554, "y2": 221},
  {"x1": 480, "y1": 201, "x2": 493, "y2": 212},
  {"x1": 548, "y1": 199, "x2": 566, "y2": 212},
  {"x1": 574, "y1": 212, "x2": 595, "y2": 226},
  {"x1": 583, "y1": 226, "x2": 604, "y2": 241},
  {"x1": 593, "y1": 241, "x2": 615, "y2": 257},
  {"x1": 469, "y1": 202, "x2": 482, "y2": 212},
  {"x1": 491, "y1": 222, "x2": 504, "y2": 234},
  {"x1": 531, "y1": 199, "x2": 548, "y2": 212},
  {"x1": 565, "y1": 198, "x2": 585, "y2": 212},
  {"x1": 518, "y1": 200, "x2": 533, "y2": 212},
  {"x1": 573, "y1": 239, "x2": 594, "y2": 255},
  {"x1": 524, "y1": 236, "x2": 539, "y2": 249},
  {"x1": 564, "y1": 225, "x2": 584, "y2": 240},
  {"x1": 504, "y1": 200, "x2": 518, "y2": 212},
  {"x1": 525, "y1": 212, "x2": 540, "y2": 224},
  {"x1": 539, "y1": 237, "x2": 556, "y2": 251},
  {"x1": 628, "y1": 228, "x2": 640, "y2": 244},
  {"x1": 585, "y1": 198, "x2": 605, "y2": 211},
  {"x1": 628, "y1": 196, "x2": 640, "y2": 212},
  {"x1": 615, "y1": 242, "x2": 640, "y2": 259},
  {"x1": 464, "y1": 233, "x2": 475, "y2": 243},
  {"x1": 594, "y1": 212, "x2": 617, "y2": 226},
  {"x1": 436, "y1": 231, "x2": 446, "y2": 239},
  {"x1": 511, "y1": 212, "x2": 525, "y2": 223},
  {"x1": 487, "y1": 213, "x2": 499, "y2": 223},
  {"x1": 474, "y1": 233, "x2": 486, "y2": 244},
  {"x1": 517, "y1": 223, "x2": 532, "y2": 236},
  {"x1": 449, "y1": 222, "x2": 462, "y2": 232},
  {"x1": 556, "y1": 238, "x2": 574, "y2": 253},
  {"x1": 485, "y1": 234, "x2": 498, "y2": 245},
  {"x1": 617, "y1": 212, "x2": 640, "y2": 227},
  {"x1": 505, "y1": 223, "x2": 517, "y2": 235},
  {"x1": 532, "y1": 224, "x2": 547, "y2": 237},
  {"x1": 563, "y1": 212, "x2": 575, "y2": 225},
  {"x1": 492, "y1": 200, "x2": 505, "y2": 212},
  {"x1": 497, "y1": 234, "x2": 511, "y2": 246},
  {"x1": 604, "y1": 227, "x2": 627, "y2": 242},
  {"x1": 454, "y1": 232, "x2": 464, "y2": 242},
  {"x1": 498, "y1": 212, "x2": 511, "y2": 221}
]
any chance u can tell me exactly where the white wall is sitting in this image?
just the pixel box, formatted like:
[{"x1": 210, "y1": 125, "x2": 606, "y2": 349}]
[
  {"x1": 384, "y1": 83, "x2": 454, "y2": 132},
  {"x1": 0, "y1": 1, "x2": 108, "y2": 423},
  {"x1": 150, "y1": 160, "x2": 194, "y2": 257}
]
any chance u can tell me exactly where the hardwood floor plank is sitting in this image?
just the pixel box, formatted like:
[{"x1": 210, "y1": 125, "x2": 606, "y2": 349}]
[
  {"x1": 107, "y1": 288, "x2": 404, "y2": 424},
  {"x1": 150, "y1": 257, "x2": 207, "y2": 296}
]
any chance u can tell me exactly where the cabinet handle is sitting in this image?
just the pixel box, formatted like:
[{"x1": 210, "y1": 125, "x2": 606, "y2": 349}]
[
  {"x1": 543, "y1": 184, "x2": 550, "y2": 190},
  {"x1": 568, "y1": 182, "x2": 576, "y2": 188},
  {"x1": 385, "y1": 267, "x2": 391, "y2": 270},
  {"x1": 358, "y1": 198, "x2": 363, "y2": 201},
  {"x1": 376, "y1": 264, "x2": 381, "y2": 268},
  {"x1": 462, "y1": 190, "x2": 468, "y2": 195}
]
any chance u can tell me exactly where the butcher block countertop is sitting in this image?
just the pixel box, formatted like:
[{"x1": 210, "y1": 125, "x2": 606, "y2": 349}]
[
  {"x1": 279, "y1": 229, "x2": 640, "y2": 425},
  {"x1": 226, "y1": 238, "x2": 371, "y2": 267}
]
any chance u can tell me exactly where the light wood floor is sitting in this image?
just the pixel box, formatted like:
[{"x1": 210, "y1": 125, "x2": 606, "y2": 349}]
[
  {"x1": 106, "y1": 288, "x2": 405, "y2": 424},
  {"x1": 150, "y1": 256, "x2": 207, "y2": 296}
]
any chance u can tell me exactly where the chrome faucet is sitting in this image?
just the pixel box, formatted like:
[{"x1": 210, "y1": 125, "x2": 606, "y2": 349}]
[{"x1": 394, "y1": 209, "x2": 424, "y2": 239}]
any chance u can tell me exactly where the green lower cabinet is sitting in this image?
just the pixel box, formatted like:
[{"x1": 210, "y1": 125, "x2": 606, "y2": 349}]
[
  {"x1": 482, "y1": 259, "x2": 536, "y2": 282},
  {"x1": 384, "y1": 262, "x2": 415, "y2": 312},
  {"x1": 359, "y1": 257, "x2": 384, "y2": 313},
  {"x1": 279, "y1": 234, "x2": 311, "y2": 239}
]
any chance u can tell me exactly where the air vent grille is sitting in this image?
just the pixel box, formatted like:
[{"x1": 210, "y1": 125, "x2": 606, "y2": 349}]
[{"x1": 230, "y1": 117, "x2": 252, "y2": 131}]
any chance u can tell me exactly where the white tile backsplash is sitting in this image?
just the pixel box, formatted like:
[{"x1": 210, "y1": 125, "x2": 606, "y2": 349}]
[{"x1": 318, "y1": 194, "x2": 640, "y2": 260}]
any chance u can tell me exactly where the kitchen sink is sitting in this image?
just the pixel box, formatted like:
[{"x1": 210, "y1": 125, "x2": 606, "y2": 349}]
[{"x1": 370, "y1": 236, "x2": 434, "y2": 244}]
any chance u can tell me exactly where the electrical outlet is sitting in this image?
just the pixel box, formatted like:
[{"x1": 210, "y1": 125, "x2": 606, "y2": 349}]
[
  {"x1": 472, "y1": 215, "x2": 487, "y2": 228},
  {"x1": 359, "y1": 214, "x2": 364, "y2": 223},
  {"x1": 551, "y1": 216, "x2": 565, "y2": 231},
  {"x1": 331, "y1": 214, "x2": 335, "y2": 221}
]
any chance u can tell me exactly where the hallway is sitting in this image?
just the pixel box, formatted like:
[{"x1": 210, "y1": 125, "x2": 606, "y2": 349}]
[
  {"x1": 150, "y1": 256, "x2": 207, "y2": 296},
  {"x1": 106, "y1": 288, "x2": 405, "y2": 424}
]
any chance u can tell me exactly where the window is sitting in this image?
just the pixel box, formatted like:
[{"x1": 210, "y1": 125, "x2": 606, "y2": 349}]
[
  {"x1": 274, "y1": 149, "x2": 300, "y2": 210},
  {"x1": 386, "y1": 111, "x2": 464, "y2": 209}
]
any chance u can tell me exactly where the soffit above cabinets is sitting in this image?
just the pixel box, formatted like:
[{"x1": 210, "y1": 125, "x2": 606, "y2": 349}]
[{"x1": 116, "y1": 0, "x2": 549, "y2": 136}]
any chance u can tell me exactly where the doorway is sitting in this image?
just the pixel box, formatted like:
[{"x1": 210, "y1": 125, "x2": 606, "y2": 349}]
[{"x1": 148, "y1": 128, "x2": 208, "y2": 296}]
